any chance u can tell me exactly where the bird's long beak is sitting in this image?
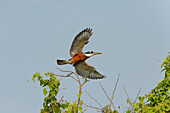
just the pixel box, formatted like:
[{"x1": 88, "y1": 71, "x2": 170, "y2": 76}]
[{"x1": 93, "y1": 52, "x2": 102, "y2": 55}]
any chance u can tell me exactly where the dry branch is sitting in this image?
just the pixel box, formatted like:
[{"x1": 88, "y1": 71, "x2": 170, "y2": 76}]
[
  {"x1": 123, "y1": 86, "x2": 133, "y2": 113},
  {"x1": 99, "y1": 82, "x2": 116, "y2": 110},
  {"x1": 111, "y1": 73, "x2": 120, "y2": 103},
  {"x1": 85, "y1": 90, "x2": 103, "y2": 108},
  {"x1": 83, "y1": 103, "x2": 104, "y2": 112},
  {"x1": 56, "y1": 67, "x2": 88, "y2": 113},
  {"x1": 134, "y1": 88, "x2": 141, "y2": 103}
]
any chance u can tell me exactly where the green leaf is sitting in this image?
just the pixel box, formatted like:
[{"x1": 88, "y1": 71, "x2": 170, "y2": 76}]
[
  {"x1": 54, "y1": 80, "x2": 59, "y2": 87},
  {"x1": 52, "y1": 105, "x2": 61, "y2": 113},
  {"x1": 78, "y1": 107, "x2": 83, "y2": 113},
  {"x1": 38, "y1": 76, "x2": 42, "y2": 81},
  {"x1": 61, "y1": 103, "x2": 69, "y2": 109},
  {"x1": 140, "y1": 101, "x2": 144, "y2": 106},
  {"x1": 80, "y1": 100, "x2": 83, "y2": 106},
  {"x1": 40, "y1": 79, "x2": 44, "y2": 86},
  {"x1": 161, "y1": 63, "x2": 164, "y2": 68},
  {"x1": 77, "y1": 91, "x2": 82, "y2": 98},
  {"x1": 43, "y1": 80, "x2": 49, "y2": 87},
  {"x1": 50, "y1": 90, "x2": 56, "y2": 97},
  {"x1": 165, "y1": 70, "x2": 170, "y2": 78},
  {"x1": 43, "y1": 88, "x2": 48, "y2": 96},
  {"x1": 161, "y1": 68, "x2": 166, "y2": 72},
  {"x1": 136, "y1": 103, "x2": 139, "y2": 107},
  {"x1": 32, "y1": 72, "x2": 40, "y2": 82},
  {"x1": 138, "y1": 96, "x2": 142, "y2": 101},
  {"x1": 126, "y1": 110, "x2": 131, "y2": 113},
  {"x1": 44, "y1": 97, "x2": 48, "y2": 102}
]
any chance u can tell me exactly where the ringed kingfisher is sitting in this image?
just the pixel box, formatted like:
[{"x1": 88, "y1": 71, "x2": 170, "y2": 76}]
[{"x1": 57, "y1": 28, "x2": 105, "y2": 79}]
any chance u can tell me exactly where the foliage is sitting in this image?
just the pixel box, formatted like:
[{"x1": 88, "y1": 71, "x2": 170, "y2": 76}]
[
  {"x1": 32, "y1": 53, "x2": 170, "y2": 113},
  {"x1": 32, "y1": 72, "x2": 87, "y2": 113},
  {"x1": 33, "y1": 72, "x2": 63, "y2": 113},
  {"x1": 128, "y1": 53, "x2": 170, "y2": 113}
]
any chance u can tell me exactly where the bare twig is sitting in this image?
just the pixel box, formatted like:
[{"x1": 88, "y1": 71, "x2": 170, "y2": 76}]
[
  {"x1": 111, "y1": 73, "x2": 120, "y2": 104},
  {"x1": 134, "y1": 88, "x2": 141, "y2": 103},
  {"x1": 57, "y1": 96, "x2": 64, "y2": 103},
  {"x1": 123, "y1": 86, "x2": 133, "y2": 113},
  {"x1": 54, "y1": 72, "x2": 79, "y2": 82},
  {"x1": 14, "y1": 80, "x2": 30, "y2": 97},
  {"x1": 83, "y1": 103, "x2": 104, "y2": 112},
  {"x1": 123, "y1": 86, "x2": 130, "y2": 99},
  {"x1": 99, "y1": 82, "x2": 116, "y2": 110},
  {"x1": 56, "y1": 68, "x2": 81, "y2": 86},
  {"x1": 60, "y1": 99, "x2": 69, "y2": 104},
  {"x1": 81, "y1": 79, "x2": 88, "y2": 87},
  {"x1": 122, "y1": 88, "x2": 141, "y2": 113},
  {"x1": 85, "y1": 90, "x2": 103, "y2": 108}
]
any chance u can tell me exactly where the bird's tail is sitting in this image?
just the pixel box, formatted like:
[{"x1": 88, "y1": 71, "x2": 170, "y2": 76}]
[{"x1": 57, "y1": 59, "x2": 69, "y2": 65}]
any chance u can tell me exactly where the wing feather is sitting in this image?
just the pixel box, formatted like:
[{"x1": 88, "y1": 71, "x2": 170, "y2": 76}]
[
  {"x1": 70, "y1": 28, "x2": 93, "y2": 57},
  {"x1": 74, "y1": 62, "x2": 105, "y2": 79}
]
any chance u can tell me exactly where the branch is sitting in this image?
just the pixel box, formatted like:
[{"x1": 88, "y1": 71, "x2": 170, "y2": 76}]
[
  {"x1": 123, "y1": 86, "x2": 130, "y2": 99},
  {"x1": 111, "y1": 73, "x2": 120, "y2": 104},
  {"x1": 56, "y1": 68, "x2": 89, "y2": 113},
  {"x1": 85, "y1": 90, "x2": 103, "y2": 108},
  {"x1": 77, "y1": 79, "x2": 88, "y2": 112},
  {"x1": 56, "y1": 68, "x2": 83, "y2": 113},
  {"x1": 123, "y1": 86, "x2": 133, "y2": 113},
  {"x1": 134, "y1": 88, "x2": 141, "y2": 103},
  {"x1": 83, "y1": 103, "x2": 104, "y2": 112},
  {"x1": 57, "y1": 96, "x2": 64, "y2": 103},
  {"x1": 56, "y1": 68, "x2": 81, "y2": 85},
  {"x1": 99, "y1": 82, "x2": 116, "y2": 110},
  {"x1": 54, "y1": 72, "x2": 79, "y2": 82},
  {"x1": 122, "y1": 88, "x2": 141, "y2": 113}
]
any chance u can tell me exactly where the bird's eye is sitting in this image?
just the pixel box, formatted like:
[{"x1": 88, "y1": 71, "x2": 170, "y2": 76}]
[{"x1": 91, "y1": 51, "x2": 93, "y2": 53}]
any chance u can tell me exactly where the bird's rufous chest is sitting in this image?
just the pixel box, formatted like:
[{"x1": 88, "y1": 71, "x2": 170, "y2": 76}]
[{"x1": 71, "y1": 52, "x2": 88, "y2": 64}]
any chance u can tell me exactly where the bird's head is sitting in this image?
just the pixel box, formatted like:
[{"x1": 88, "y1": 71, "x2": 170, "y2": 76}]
[{"x1": 84, "y1": 51, "x2": 102, "y2": 57}]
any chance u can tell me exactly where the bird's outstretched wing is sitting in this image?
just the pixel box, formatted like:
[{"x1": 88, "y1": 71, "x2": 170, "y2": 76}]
[
  {"x1": 74, "y1": 62, "x2": 105, "y2": 79},
  {"x1": 70, "y1": 28, "x2": 93, "y2": 57}
]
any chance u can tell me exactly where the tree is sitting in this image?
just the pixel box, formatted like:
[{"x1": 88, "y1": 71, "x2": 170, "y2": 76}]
[{"x1": 32, "y1": 53, "x2": 170, "y2": 113}]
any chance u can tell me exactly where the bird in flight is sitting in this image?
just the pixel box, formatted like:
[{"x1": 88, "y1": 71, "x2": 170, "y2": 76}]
[{"x1": 57, "y1": 28, "x2": 105, "y2": 79}]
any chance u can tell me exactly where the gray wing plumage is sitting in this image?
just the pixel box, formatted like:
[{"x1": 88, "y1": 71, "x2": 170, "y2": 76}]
[
  {"x1": 70, "y1": 28, "x2": 93, "y2": 57},
  {"x1": 74, "y1": 62, "x2": 105, "y2": 79}
]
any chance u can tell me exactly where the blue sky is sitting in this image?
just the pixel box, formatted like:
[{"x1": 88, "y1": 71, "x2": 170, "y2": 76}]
[{"x1": 1, "y1": 0, "x2": 170, "y2": 113}]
